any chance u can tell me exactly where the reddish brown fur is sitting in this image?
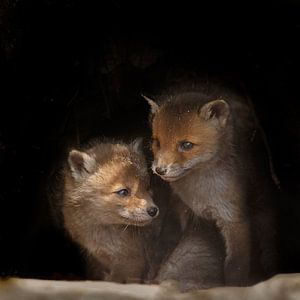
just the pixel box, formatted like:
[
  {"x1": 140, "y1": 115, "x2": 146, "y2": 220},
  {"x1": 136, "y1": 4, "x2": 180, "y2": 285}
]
[
  {"x1": 152, "y1": 109, "x2": 220, "y2": 170},
  {"x1": 146, "y1": 80, "x2": 278, "y2": 286},
  {"x1": 61, "y1": 140, "x2": 160, "y2": 283}
]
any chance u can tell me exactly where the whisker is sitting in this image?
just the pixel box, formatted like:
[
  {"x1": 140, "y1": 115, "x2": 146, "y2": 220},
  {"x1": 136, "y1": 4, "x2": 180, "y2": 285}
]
[{"x1": 122, "y1": 224, "x2": 129, "y2": 232}]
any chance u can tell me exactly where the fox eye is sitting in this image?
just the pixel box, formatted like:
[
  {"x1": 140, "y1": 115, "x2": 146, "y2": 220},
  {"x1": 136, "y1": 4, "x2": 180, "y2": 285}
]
[
  {"x1": 152, "y1": 138, "x2": 160, "y2": 149},
  {"x1": 179, "y1": 141, "x2": 194, "y2": 152},
  {"x1": 115, "y1": 188, "x2": 130, "y2": 197}
]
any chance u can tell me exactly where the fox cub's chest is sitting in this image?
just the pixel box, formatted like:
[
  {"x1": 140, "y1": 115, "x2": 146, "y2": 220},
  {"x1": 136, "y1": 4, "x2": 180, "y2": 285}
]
[{"x1": 171, "y1": 170, "x2": 239, "y2": 222}]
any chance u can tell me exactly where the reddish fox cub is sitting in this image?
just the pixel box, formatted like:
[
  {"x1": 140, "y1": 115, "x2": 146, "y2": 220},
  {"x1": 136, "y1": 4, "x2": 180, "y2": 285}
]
[
  {"x1": 144, "y1": 79, "x2": 278, "y2": 286},
  {"x1": 60, "y1": 139, "x2": 160, "y2": 283}
]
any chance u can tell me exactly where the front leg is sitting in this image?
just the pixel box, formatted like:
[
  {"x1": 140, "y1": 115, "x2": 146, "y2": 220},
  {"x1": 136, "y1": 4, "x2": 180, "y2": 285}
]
[
  {"x1": 220, "y1": 220, "x2": 251, "y2": 286},
  {"x1": 155, "y1": 224, "x2": 224, "y2": 291},
  {"x1": 105, "y1": 255, "x2": 147, "y2": 284}
]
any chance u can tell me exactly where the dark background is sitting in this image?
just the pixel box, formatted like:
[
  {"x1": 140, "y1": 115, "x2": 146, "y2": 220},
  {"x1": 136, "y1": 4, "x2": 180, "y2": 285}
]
[{"x1": 0, "y1": 0, "x2": 299, "y2": 279}]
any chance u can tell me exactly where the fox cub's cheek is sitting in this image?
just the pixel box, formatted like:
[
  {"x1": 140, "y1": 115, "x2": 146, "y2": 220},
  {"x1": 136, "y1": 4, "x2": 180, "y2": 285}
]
[
  {"x1": 184, "y1": 146, "x2": 201, "y2": 156},
  {"x1": 176, "y1": 153, "x2": 195, "y2": 165}
]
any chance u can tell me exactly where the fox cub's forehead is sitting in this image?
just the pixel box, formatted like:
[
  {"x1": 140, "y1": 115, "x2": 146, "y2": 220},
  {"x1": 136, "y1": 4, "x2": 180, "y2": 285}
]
[
  {"x1": 153, "y1": 106, "x2": 199, "y2": 135},
  {"x1": 98, "y1": 154, "x2": 148, "y2": 182}
]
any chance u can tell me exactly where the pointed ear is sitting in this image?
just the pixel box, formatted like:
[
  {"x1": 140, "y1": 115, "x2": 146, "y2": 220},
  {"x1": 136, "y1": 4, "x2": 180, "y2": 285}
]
[
  {"x1": 131, "y1": 137, "x2": 143, "y2": 154},
  {"x1": 141, "y1": 94, "x2": 160, "y2": 114},
  {"x1": 68, "y1": 150, "x2": 97, "y2": 181},
  {"x1": 199, "y1": 100, "x2": 230, "y2": 127}
]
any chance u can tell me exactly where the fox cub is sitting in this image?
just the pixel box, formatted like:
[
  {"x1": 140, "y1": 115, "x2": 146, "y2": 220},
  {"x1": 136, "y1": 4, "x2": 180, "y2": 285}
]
[
  {"x1": 145, "y1": 79, "x2": 278, "y2": 286},
  {"x1": 57, "y1": 138, "x2": 160, "y2": 283}
]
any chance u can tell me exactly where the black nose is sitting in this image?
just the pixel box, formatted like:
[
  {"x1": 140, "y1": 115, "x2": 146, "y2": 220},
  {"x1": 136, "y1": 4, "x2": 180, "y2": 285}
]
[
  {"x1": 147, "y1": 206, "x2": 159, "y2": 217},
  {"x1": 155, "y1": 167, "x2": 167, "y2": 176}
]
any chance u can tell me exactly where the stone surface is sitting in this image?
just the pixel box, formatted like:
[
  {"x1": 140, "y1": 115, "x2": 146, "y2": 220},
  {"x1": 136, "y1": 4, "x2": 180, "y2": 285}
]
[{"x1": 1, "y1": 274, "x2": 300, "y2": 300}]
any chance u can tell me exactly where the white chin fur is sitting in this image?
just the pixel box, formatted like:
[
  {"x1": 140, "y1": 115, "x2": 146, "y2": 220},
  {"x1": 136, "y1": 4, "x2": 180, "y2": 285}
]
[
  {"x1": 160, "y1": 175, "x2": 184, "y2": 182},
  {"x1": 119, "y1": 212, "x2": 154, "y2": 225},
  {"x1": 157, "y1": 168, "x2": 191, "y2": 182}
]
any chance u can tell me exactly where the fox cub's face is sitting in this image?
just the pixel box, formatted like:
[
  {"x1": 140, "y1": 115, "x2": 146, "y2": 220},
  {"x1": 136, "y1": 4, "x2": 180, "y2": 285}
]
[
  {"x1": 145, "y1": 96, "x2": 230, "y2": 182},
  {"x1": 66, "y1": 140, "x2": 159, "y2": 226}
]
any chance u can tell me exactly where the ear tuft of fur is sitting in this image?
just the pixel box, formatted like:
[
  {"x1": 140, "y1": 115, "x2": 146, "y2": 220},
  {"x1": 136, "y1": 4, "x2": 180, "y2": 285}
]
[
  {"x1": 142, "y1": 94, "x2": 160, "y2": 114},
  {"x1": 68, "y1": 150, "x2": 96, "y2": 181},
  {"x1": 199, "y1": 99, "x2": 230, "y2": 127}
]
